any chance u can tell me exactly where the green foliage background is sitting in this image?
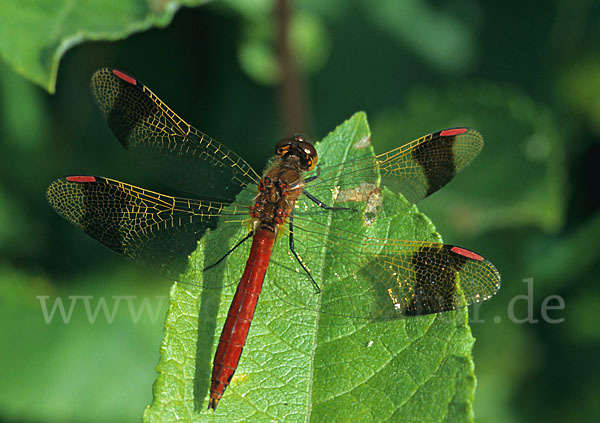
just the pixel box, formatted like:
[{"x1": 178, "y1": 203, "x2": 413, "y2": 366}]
[{"x1": 0, "y1": 0, "x2": 598, "y2": 421}]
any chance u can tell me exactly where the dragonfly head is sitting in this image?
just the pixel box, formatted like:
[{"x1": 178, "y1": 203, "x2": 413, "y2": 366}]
[{"x1": 275, "y1": 134, "x2": 318, "y2": 171}]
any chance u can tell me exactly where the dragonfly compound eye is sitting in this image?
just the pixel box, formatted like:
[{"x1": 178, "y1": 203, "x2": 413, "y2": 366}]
[{"x1": 298, "y1": 141, "x2": 318, "y2": 171}]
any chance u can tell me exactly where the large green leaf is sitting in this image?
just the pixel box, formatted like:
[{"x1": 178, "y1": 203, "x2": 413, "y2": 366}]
[
  {"x1": 0, "y1": 0, "x2": 209, "y2": 93},
  {"x1": 144, "y1": 113, "x2": 477, "y2": 422}
]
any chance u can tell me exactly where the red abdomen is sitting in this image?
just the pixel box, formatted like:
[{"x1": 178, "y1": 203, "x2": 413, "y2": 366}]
[{"x1": 208, "y1": 228, "x2": 276, "y2": 409}]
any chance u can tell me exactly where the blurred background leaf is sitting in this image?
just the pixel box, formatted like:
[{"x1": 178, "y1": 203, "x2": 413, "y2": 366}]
[
  {"x1": 0, "y1": 0, "x2": 210, "y2": 93},
  {"x1": 0, "y1": 0, "x2": 598, "y2": 421}
]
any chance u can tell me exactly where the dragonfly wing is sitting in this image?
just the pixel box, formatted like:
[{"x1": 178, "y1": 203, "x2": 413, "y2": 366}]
[
  {"x1": 47, "y1": 176, "x2": 252, "y2": 286},
  {"x1": 304, "y1": 128, "x2": 482, "y2": 205},
  {"x1": 268, "y1": 217, "x2": 500, "y2": 319},
  {"x1": 91, "y1": 68, "x2": 261, "y2": 201},
  {"x1": 320, "y1": 239, "x2": 501, "y2": 319},
  {"x1": 378, "y1": 127, "x2": 483, "y2": 203}
]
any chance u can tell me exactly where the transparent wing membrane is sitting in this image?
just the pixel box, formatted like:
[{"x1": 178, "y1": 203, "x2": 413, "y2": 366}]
[
  {"x1": 304, "y1": 128, "x2": 483, "y2": 204},
  {"x1": 91, "y1": 68, "x2": 261, "y2": 201},
  {"x1": 265, "y1": 211, "x2": 500, "y2": 319},
  {"x1": 47, "y1": 176, "x2": 254, "y2": 286}
]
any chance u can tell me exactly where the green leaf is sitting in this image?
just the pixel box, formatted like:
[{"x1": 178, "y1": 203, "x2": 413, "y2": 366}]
[
  {"x1": 144, "y1": 113, "x2": 476, "y2": 422},
  {"x1": 0, "y1": 0, "x2": 209, "y2": 93}
]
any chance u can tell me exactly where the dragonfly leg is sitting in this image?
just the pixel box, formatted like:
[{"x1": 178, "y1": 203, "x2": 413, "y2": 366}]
[
  {"x1": 203, "y1": 230, "x2": 254, "y2": 271},
  {"x1": 288, "y1": 215, "x2": 321, "y2": 294},
  {"x1": 302, "y1": 189, "x2": 355, "y2": 212}
]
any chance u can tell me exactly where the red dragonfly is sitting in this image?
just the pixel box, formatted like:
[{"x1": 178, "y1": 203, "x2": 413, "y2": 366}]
[{"x1": 47, "y1": 68, "x2": 500, "y2": 410}]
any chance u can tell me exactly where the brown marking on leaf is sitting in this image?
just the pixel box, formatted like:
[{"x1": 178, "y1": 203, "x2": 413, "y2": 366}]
[{"x1": 335, "y1": 182, "x2": 382, "y2": 225}]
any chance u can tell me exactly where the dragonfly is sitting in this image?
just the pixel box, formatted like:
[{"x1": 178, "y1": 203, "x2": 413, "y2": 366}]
[{"x1": 47, "y1": 68, "x2": 501, "y2": 410}]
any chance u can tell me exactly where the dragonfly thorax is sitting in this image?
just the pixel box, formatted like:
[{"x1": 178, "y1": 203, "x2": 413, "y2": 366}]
[{"x1": 250, "y1": 153, "x2": 306, "y2": 232}]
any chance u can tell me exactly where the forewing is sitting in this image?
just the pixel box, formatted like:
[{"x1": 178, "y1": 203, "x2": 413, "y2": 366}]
[
  {"x1": 91, "y1": 68, "x2": 261, "y2": 201},
  {"x1": 304, "y1": 128, "x2": 483, "y2": 204},
  {"x1": 378, "y1": 127, "x2": 483, "y2": 202},
  {"x1": 47, "y1": 176, "x2": 252, "y2": 286}
]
